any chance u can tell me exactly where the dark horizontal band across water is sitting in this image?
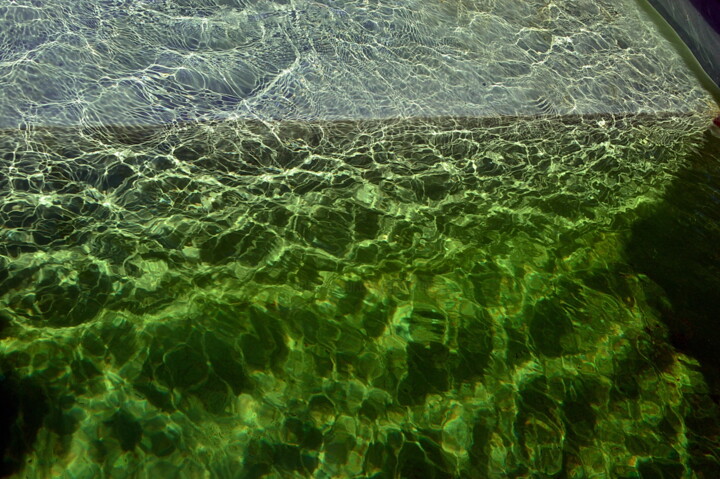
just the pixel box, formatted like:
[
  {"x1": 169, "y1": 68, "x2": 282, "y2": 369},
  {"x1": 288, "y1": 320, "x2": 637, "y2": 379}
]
[{"x1": 3, "y1": 111, "x2": 709, "y2": 147}]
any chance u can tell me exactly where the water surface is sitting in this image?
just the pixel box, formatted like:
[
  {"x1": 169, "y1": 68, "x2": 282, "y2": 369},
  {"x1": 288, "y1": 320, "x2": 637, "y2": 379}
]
[{"x1": 0, "y1": 1, "x2": 719, "y2": 478}]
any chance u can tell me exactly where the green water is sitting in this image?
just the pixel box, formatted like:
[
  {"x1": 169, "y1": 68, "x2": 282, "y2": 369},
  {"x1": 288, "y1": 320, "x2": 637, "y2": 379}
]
[{"x1": 1, "y1": 114, "x2": 720, "y2": 478}]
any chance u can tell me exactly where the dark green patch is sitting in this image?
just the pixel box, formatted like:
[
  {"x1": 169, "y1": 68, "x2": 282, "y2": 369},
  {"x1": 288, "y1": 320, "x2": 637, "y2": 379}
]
[
  {"x1": 282, "y1": 418, "x2": 323, "y2": 450},
  {"x1": 150, "y1": 430, "x2": 177, "y2": 457},
  {"x1": 46, "y1": 395, "x2": 80, "y2": 436},
  {"x1": 0, "y1": 368, "x2": 49, "y2": 477},
  {"x1": 204, "y1": 331, "x2": 248, "y2": 395},
  {"x1": 240, "y1": 306, "x2": 289, "y2": 371},
  {"x1": 134, "y1": 380, "x2": 174, "y2": 412},
  {"x1": 561, "y1": 376, "x2": 604, "y2": 446},
  {"x1": 398, "y1": 342, "x2": 450, "y2": 406},
  {"x1": 397, "y1": 441, "x2": 453, "y2": 479},
  {"x1": 354, "y1": 205, "x2": 382, "y2": 240},
  {"x1": 164, "y1": 344, "x2": 209, "y2": 390},
  {"x1": 195, "y1": 371, "x2": 232, "y2": 414},
  {"x1": 528, "y1": 298, "x2": 575, "y2": 357},
  {"x1": 468, "y1": 411, "x2": 494, "y2": 477},
  {"x1": 611, "y1": 355, "x2": 645, "y2": 401},
  {"x1": 453, "y1": 319, "x2": 493, "y2": 383},
  {"x1": 505, "y1": 325, "x2": 531, "y2": 367},
  {"x1": 336, "y1": 280, "x2": 367, "y2": 315},
  {"x1": 515, "y1": 377, "x2": 563, "y2": 473},
  {"x1": 105, "y1": 409, "x2": 142, "y2": 451},
  {"x1": 362, "y1": 302, "x2": 390, "y2": 338},
  {"x1": 0, "y1": 313, "x2": 12, "y2": 339},
  {"x1": 638, "y1": 459, "x2": 684, "y2": 479},
  {"x1": 98, "y1": 316, "x2": 136, "y2": 365},
  {"x1": 241, "y1": 439, "x2": 274, "y2": 479},
  {"x1": 200, "y1": 223, "x2": 277, "y2": 266}
]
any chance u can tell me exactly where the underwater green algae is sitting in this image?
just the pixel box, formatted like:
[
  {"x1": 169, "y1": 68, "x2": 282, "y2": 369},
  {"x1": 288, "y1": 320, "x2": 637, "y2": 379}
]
[{"x1": 1, "y1": 113, "x2": 720, "y2": 478}]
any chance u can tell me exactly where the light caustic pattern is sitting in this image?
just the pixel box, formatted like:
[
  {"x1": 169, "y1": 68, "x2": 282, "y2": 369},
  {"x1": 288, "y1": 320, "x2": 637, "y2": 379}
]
[
  {"x1": 0, "y1": 0, "x2": 719, "y2": 478},
  {"x1": 0, "y1": 0, "x2": 714, "y2": 126},
  {"x1": 1, "y1": 114, "x2": 718, "y2": 478}
]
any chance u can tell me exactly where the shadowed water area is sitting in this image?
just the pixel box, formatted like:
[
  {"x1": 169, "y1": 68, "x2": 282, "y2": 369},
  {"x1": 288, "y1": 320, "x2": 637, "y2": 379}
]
[{"x1": 0, "y1": 0, "x2": 720, "y2": 478}]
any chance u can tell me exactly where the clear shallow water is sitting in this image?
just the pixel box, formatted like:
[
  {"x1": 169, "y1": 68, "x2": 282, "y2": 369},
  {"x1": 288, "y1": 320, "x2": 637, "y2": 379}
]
[
  {"x1": 1, "y1": 1, "x2": 720, "y2": 479},
  {"x1": 0, "y1": 0, "x2": 713, "y2": 126}
]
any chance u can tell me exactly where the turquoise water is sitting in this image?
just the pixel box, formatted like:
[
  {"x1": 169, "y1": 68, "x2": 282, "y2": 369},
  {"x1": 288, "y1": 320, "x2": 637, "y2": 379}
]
[{"x1": 0, "y1": 1, "x2": 719, "y2": 478}]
